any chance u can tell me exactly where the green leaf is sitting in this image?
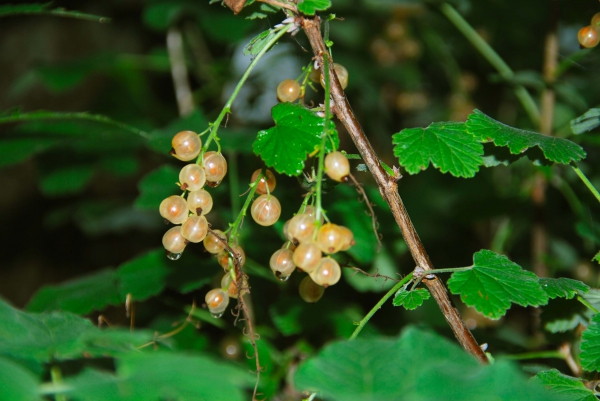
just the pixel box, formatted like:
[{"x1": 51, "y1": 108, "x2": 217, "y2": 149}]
[
  {"x1": 244, "y1": 3, "x2": 278, "y2": 19},
  {"x1": 532, "y1": 369, "x2": 597, "y2": 401},
  {"x1": 392, "y1": 121, "x2": 483, "y2": 178},
  {"x1": 542, "y1": 298, "x2": 589, "y2": 334},
  {"x1": 580, "y1": 313, "x2": 600, "y2": 371},
  {"x1": 115, "y1": 249, "x2": 172, "y2": 301},
  {"x1": 146, "y1": 109, "x2": 208, "y2": 154},
  {"x1": 539, "y1": 278, "x2": 589, "y2": 300},
  {"x1": 294, "y1": 326, "x2": 562, "y2": 401},
  {"x1": 447, "y1": 250, "x2": 548, "y2": 320},
  {"x1": 0, "y1": 357, "x2": 41, "y2": 401},
  {"x1": 243, "y1": 29, "x2": 278, "y2": 56},
  {"x1": 253, "y1": 103, "x2": 339, "y2": 176},
  {"x1": 66, "y1": 352, "x2": 248, "y2": 401},
  {"x1": 0, "y1": 3, "x2": 110, "y2": 22},
  {"x1": 26, "y1": 269, "x2": 121, "y2": 314},
  {"x1": 571, "y1": 109, "x2": 600, "y2": 135},
  {"x1": 466, "y1": 109, "x2": 586, "y2": 164},
  {"x1": 134, "y1": 165, "x2": 180, "y2": 210},
  {"x1": 0, "y1": 298, "x2": 151, "y2": 363},
  {"x1": 593, "y1": 251, "x2": 600, "y2": 263},
  {"x1": 393, "y1": 288, "x2": 431, "y2": 310},
  {"x1": 297, "y1": 0, "x2": 331, "y2": 15},
  {"x1": 39, "y1": 165, "x2": 95, "y2": 196},
  {"x1": 0, "y1": 138, "x2": 61, "y2": 168}
]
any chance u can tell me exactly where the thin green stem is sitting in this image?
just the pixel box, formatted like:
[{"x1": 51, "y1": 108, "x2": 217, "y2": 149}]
[
  {"x1": 228, "y1": 172, "x2": 264, "y2": 243},
  {"x1": 50, "y1": 366, "x2": 67, "y2": 401},
  {"x1": 578, "y1": 295, "x2": 599, "y2": 314},
  {"x1": 440, "y1": 3, "x2": 540, "y2": 125},
  {"x1": 503, "y1": 350, "x2": 564, "y2": 360},
  {"x1": 314, "y1": 54, "x2": 331, "y2": 225},
  {"x1": 349, "y1": 273, "x2": 414, "y2": 340},
  {"x1": 199, "y1": 24, "x2": 293, "y2": 159},
  {"x1": 571, "y1": 164, "x2": 600, "y2": 204}
]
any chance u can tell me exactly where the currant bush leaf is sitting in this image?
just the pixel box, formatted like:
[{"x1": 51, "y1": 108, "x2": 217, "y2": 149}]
[
  {"x1": 466, "y1": 109, "x2": 586, "y2": 164},
  {"x1": 0, "y1": 298, "x2": 151, "y2": 364},
  {"x1": 294, "y1": 326, "x2": 561, "y2": 401},
  {"x1": 134, "y1": 165, "x2": 179, "y2": 210},
  {"x1": 0, "y1": 357, "x2": 41, "y2": 401},
  {"x1": 532, "y1": 369, "x2": 597, "y2": 401},
  {"x1": 393, "y1": 288, "x2": 431, "y2": 310},
  {"x1": 392, "y1": 121, "x2": 483, "y2": 178},
  {"x1": 571, "y1": 109, "x2": 600, "y2": 135},
  {"x1": 539, "y1": 278, "x2": 589, "y2": 300},
  {"x1": 447, "y1": 250, "x2": 548, "y2": 320},
  {"x1": 297, "y1": 0, "x2": 331, "y2": 15},
  {"x1": 243, "y1": 29, "x2": 278, "y2": 56},
  {"x1": 253, "y1": 102, "x2": 339, "y2": 176},
  {"x1": 580, "y1": 313, "x2": 600, "y2": 371},
  {"x1": 593, "y1": 251, "x2": 600, "y2": 263}
]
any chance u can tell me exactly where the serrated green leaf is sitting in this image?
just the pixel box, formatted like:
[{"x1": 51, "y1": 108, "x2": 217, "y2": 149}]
[
  {"x1": 253, "y1": 103, "x2": 339, "y2": 176},
  {"x1": 447, "y1": 250, "x2": 548, "y2": 320},
  {"x1": 39, "y1": 165, "x2": 95, "y2": 196},
  {"x1": 0, "y1": 357, "x2": 41, "y2": 401},
  {"x1": 294, "y1": 326, "x2": 561, "y2": 401},
  {"x1": 580, "y1": 313, "x2": 600, "y2": 371},
  {"x1": 243, "y1": 29, "x2": 278, "y2": 56},
  {"x1": 392, "y1": 121, "x2": 483, "y2": 178},
  {"x1": 539, "y1": 278, "x2": 589, "y2": 300},
  {"x1": 0, "y1": 298, "x2": 151, "y2": 363},
  {"x1": 393, "y1": 288, "x2": 431, "y2": 310},
  {"x1": 466, "y1": 109, "x2": 586, "y2": 164},
  {"x1": 542, "y1": 297, "x2": 590, "y2": 334},
  {"x1": 571, "y1": 109, "x2": 600, "y2": 135},
  {"x1": 297, "y1": 0, "x2": 331, "y2": 15},
  {"x1": 593, "y1": 251, "x2": 600, "y2": 263},
  {"x1": 0, "y1": 3, "x2": 109, "y2": 22},
  {"x1": 134, "y1": 165, "x2": 180, "y2": 210},
  {"x1": 532, "y1": 369, "x2": 597, "y2": 401},
  {"x1": 66, "y1": 352, "x2": 248, "y2": 401},
  {"x1": 26, "y1": 269, "x2": 121, "y2": 315}
]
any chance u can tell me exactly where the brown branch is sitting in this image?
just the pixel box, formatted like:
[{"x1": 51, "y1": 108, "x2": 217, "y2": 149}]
[
  {"x1": 207, "y1": 227, "x2": 263, "y2": 400},
  {"x1": 348, "y1": 173, "x2": 382, "y2": 252},
  {"x1": 301, "y1": 16, "x2": 488, "y2": 364}
]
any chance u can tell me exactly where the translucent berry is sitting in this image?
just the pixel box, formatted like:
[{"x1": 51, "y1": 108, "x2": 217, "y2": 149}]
[
  {"x1": 204, "y1": 229, "x2": 227, "y2": 254},
  {"x1": 310, "y1": 257, "x2": 341, "y2": 287},
  {"x1": 320, "y1": 63, "x2": 349, "y2": 89},
  {"x1": 299, "y1": 276, "x2": 324, "y2": 303},
  {"x1": 162, "y1": 226, "x2": 187, "y2": 254},
  {"x1": 292, "y1": 241, "x2": 322, "y2": 274},
  {"x1": 282, "y1": 240, "x2": 297, "y2": 252},
  {"x1": 592, "y1": 12, "x2": 600, "y2": 27},
  {"x1": 221, "y1": 273, "x2": 247, "y2": 299},
  {"x1": 339, "y1": 226, "x2": 355, "y2": 251},
  {"x1": 179, "y1": 164, "x2": 206, "y2": 191},
  {"x1": 171, "y1": 130, "x2": 201, "y2": 161},
  {"x1": 217, "y1": 244, "x2": 246, "y2": 270},
  {"x1": 276, "y1": 79, "x2": 301, "y2": 102},
  {"x1": 287, "y1": 213, "x2": 317, "y2": 243},
  {"x1": 251, "y1": 194, "x2": 281, "y2": 226},
  {"x1": 251, "y1": 169, "x2": 276, "y2": 195},
  {"x1": 309, "y1": 67, "x2": 321, "y2": 83},
  {"x1": 316, "y1": 223, "x2": 345, "y2": 254},
  {"x1": 325, "y1": 151, "x2": 350, "y2": 182},
  {"x1": 203, "y1": 151, "x2": 228, "y2": 184},
  {"x1": 159, "y1": 195, "x2": 188, "y2": 224},
  {"x1": 270, "y1": 248, "x2": 296, "y2": 280},
  {"x1": 181, "y1": 215, "x2": 208, "y2": 243},
  {"x1": 578, "y1": 25, "x2": 600, "y2": 48},
  {"x1": 187, "y1": 189, "x2": 213, "y2": 216},
  {"x1": 205, "y1": 288, "x2": 229, "y2": 317}
]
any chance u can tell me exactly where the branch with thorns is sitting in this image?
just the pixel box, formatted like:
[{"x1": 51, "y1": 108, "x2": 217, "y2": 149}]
[{"x1": 207, "y1": 227, "x2": 264, "y2": 401}]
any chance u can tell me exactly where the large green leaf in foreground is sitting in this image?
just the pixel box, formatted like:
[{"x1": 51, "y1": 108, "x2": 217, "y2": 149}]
[
  {"x1": 294, "y1": 326, "x2": 561, "y2": 401},
  {"x1": 532, "y1": 369, "x2": 597, "y2": 401},
  {"x1": 392, "y1": 121, "x2": 483, "y2": 178},
  {"x1": 580, "y1": 313, "x2": 600, "y2": 372},
  {"x1": 253, "y1": 102, "x2": 339, "y2": 176},
  {"x1": 447, "y1": 250, "x2": 548, "y2": 319}
]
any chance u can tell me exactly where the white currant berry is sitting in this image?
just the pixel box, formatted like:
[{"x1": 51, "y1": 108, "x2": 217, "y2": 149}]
[
  {"x1": 287, "y1": 213, "x2": 316, "y2": 243},
  {"x1": 316, "y1": 223, "x2": 346, "y2": 254},
  {"x1": 217, "y1": 244, "x2": 246, "y2": 270},
  {"x1": 171, "y1": 130, "x2": 201, "y2": 161},
  {"x1": 203, "y1": 151, "x2": 228, "y2": 185},
  {"x1": 251, "y1": 195, "x2": 281, "y2": 226},
  {"x1": 162, "y1": 226, "x2": 187, "y2": 254},
  {"x1": 325, "y1": 151, "x2": 350, "y2": 182},
  {"x1": 251, "y1": 169, "x2": 276, "y2": 194},
  {"x1": 203, "y1": 229, "x2": 227, "y2": 254},
  {"x1": 205, "y1": 288, "x2": 229, "y2": 317},
  {"x1": 310, "y1": 257, "x2": 341, "y2": 287},
  {"x1": 181, "y1": 215, "x2": 208, "y2": 243},
  {"x1": 159, "y1": 195, "x2": 188, "y2": 224},
  {"x1": 221, "y1": 273, "x2": 247, "y2": 299},
  {"x1": 299, "y1": 276, "x2": 324, "y2": 303},
  {"x1": 320, "y1": 63, "x2": 349, "y2": 89},
  {"x1": 292, "y1": 241, "x2": 322, "y2": 274},
  {"x1": 276, "y1": 79, "x2": 301, "y2": 102},
  {"x1": 270, "y1": 248, "x2": 296, "y2": 281},
  {"x1": 179, "y1": 164, "x2": 206, "y2": 191},
  {"x1": 187, "y1": 189, "x2": 213, "y2": 216}
]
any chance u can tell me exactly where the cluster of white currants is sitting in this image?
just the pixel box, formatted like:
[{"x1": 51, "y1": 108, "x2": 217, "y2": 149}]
[
  {"x1": 270, "y1": 151, "x2": 353, "y2": 303},
  {"x1": 275, "y1": 63, "x2": 348, "y2": 103},
  {"x1": 159, "y1": 130, "x2": 227, "y2": 260}
]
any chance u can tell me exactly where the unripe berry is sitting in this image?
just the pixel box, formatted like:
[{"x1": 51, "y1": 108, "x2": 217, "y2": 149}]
[
  {"x1": 159, "y1": 195, "x2": 188, "y2": 224},
  {"x1": 162, "y1": 226, "x2": 187, "y2": 254},
  {"x1": 325, "y1": 151, "x2": 350, "y2": 182},
  {"x1": 179, "y1": 164, "x2": 206, "y2": 191},
  {"x1": 251, "y1": 194, "x2": 281, "y2": 226},
  {"x1": 299, "y1": 276, "x2": 324, "y2": 303},
  {"x1": 251, "y1": 169, "x2": 276, "y2": 194},
  {"x1": 171, "y1": 130, "x2": 201, "y2": 161},
  {"x1": 277, "y1": 79, "x2": 301, "y2": 102}
]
